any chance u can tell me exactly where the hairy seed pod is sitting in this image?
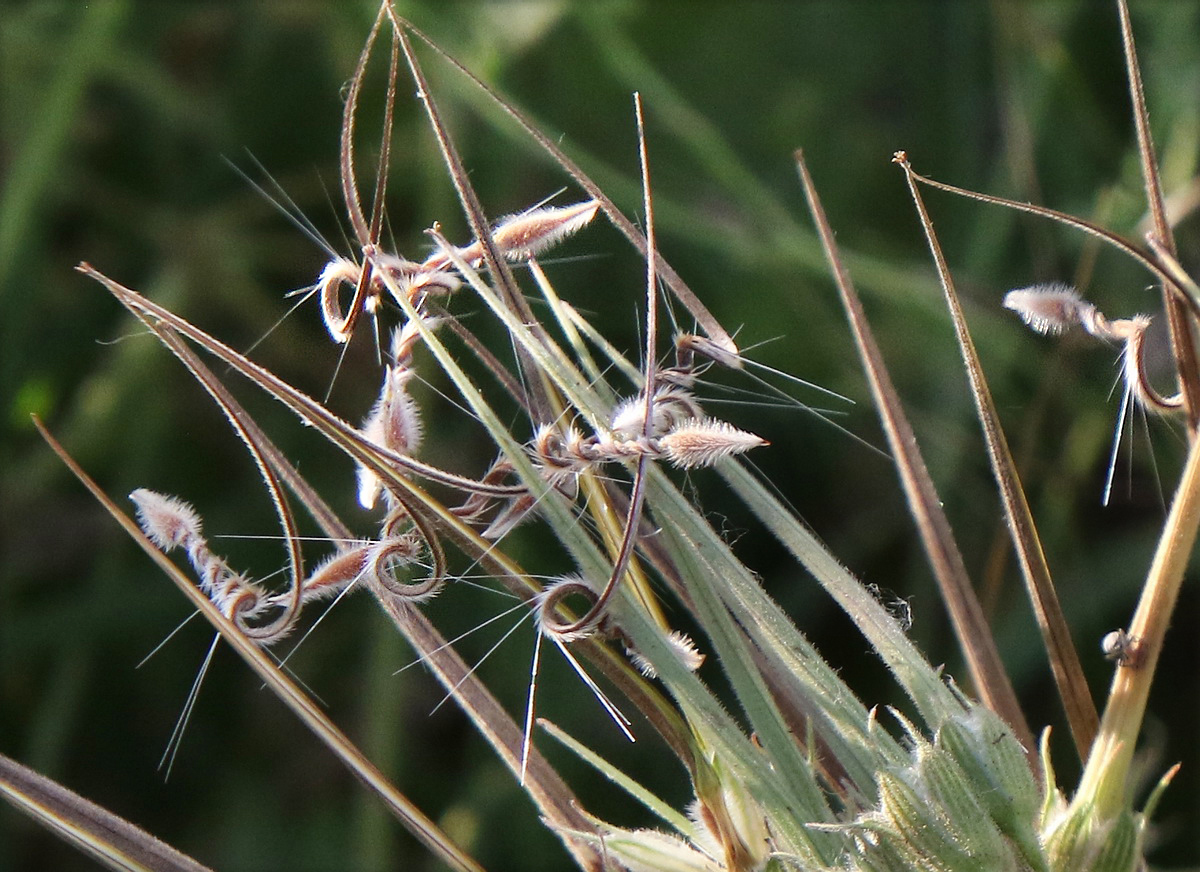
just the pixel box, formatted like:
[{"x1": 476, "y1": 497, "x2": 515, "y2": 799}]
[
  {"x1": 1003, "y1": 283, "x2": 1096, "y2": 336},
  {"x1": 658, "y1": 418, "x2": 767, "y2": 468},
  {"x1": 444, "y1": 201, "x2": 600, "y2": 268},
  {"x1": 132, "y1": 489, "x2": 233, "y2": 600},
  {"x1": 131, "y1": 488, "x2": 203, "y2": 551},
  {"x1": 610, "y1": 384, "x2": 704, "y2": 440},
  {"x1": 489, "y1": 200, "x2": 599, "y2": 260},
  {"x1": 357, "y1": 364, "x2": 422, "y2": 510}
]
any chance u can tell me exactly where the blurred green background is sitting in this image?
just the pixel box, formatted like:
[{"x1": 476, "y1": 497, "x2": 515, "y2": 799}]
[{"x1": 3, "y1": 1, "x2": 1200, "y2": 869}]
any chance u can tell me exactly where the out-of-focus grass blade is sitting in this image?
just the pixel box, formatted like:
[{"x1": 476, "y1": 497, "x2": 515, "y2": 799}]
[
  {"x1": 0, "y1": 2, "x2": 124, "y2": 293},
  {"x1": 895, "y1": 152, "x2": 1099, "y2": 762},
  {"x1": 0, "y1": 1, "x2": 125, "y2": 415},
  {"x1": 794, "y1": 150, "x2": 1037, "y2": 770},
  {"x1": 0, "y1": 751, "x2": 211, "y2": 872}
]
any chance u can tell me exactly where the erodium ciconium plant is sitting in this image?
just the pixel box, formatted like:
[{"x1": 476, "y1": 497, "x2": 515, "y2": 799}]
[{"x1": 8, "y1": 2, "x2": 1200, "y2": 870}]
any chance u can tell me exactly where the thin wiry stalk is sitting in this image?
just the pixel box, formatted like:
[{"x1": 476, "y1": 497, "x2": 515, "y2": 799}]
[
  {"x1": 395, "y1": 25, "x2": 554, "y2": 424},
  {"x1": 555, "y1": 92, "x2": 658, "y2": 637},
  {"x1": 795, "y1": 149, "x2": 1037, "y2": 771},
  {"x1": 895, "y1": 151, "x2": 1099, "y2": 761},
  {"x1": 385, "y1": 7, "x2": 740, "y2": 361},
  {"x1": 34, "y1": 420, "x2": 487, "y2": 872},
  {"x1": 1115, "y1": 0, "x2": 1200, "y2": 432},
  {"x1": 144, "y1": 323, "x2": 306, "y2": 643},
  {"x1": 339, "y1": 4, "x2": 385, "y2": 250},
  {"x1": 334, "y1": 5, "x2": 387, "y2": 343},
  {"x1": 902, "y1": 164, "x2": 1200, "y2": 316}
]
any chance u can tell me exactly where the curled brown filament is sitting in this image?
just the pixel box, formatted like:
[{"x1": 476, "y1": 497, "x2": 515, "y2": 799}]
[
  {"x1": 534, "y1": 576, "x2": 603, "y2": 643},
  {"x1": 1003, "y1": 283, "x2": 1183, "y2": 414}
]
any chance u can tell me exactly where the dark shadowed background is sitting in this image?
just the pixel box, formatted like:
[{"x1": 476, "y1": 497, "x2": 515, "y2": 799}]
[{"x1": 3, "y1": 2, "x2": 1200, "y2": 869}]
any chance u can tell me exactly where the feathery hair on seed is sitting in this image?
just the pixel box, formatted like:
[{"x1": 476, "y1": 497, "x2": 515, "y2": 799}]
[
  {"x1": 130, "y1": 488, "x2": 266, "y2": 621},
  {"x1": 448, "y1": 200, "x2": 600, "y2": 266},
  {"x1": 658, "y1": 418, "x2": 768, "y2": 469},
  {"x1": 1003, "y1": 283, "x2": 1096, "y2": 336},
  {"x1": 131, "y1": 488, "x2": 202, "y2": 551}
]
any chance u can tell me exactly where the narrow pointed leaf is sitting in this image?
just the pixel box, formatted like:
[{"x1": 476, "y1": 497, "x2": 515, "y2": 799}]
[
  {"x1": 0, "y1": 752, "x2": 211, "y2": 872},
  {"x1": 795, "y1": 150, "x2": 1036, "y2": 768},
  {"x1": 896, "y1": 153, "x2": 1099, "y2": 761}
]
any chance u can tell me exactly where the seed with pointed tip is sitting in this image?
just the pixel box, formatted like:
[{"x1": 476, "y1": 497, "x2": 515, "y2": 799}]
[
  {"x1": 1003, "y1": 283, "x2": 1093, "y2": 336},
  {"x1": 659, "y1": 419, "x2": 767, "y2": 469}
]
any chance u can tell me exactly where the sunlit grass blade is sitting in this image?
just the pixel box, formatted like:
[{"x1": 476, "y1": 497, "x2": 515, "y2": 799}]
[
  {"x1": 1073, "y1": 432, "x2": 1200, "y2": 820},
  {"x1": 538, "y1": 719, "x2": 696, "y2": 837}
]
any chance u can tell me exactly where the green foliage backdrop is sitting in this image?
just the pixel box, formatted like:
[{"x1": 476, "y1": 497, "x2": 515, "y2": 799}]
[{"x1": 3, "y1": 2, "x2": 1199, "y2": 869}]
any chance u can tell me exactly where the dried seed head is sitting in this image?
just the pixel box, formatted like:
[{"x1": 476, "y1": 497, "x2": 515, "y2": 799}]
[
  {"x1": 316, "y1": 252, "x2": 456, "y2": 344},
  {"x1": 1115, "y1": 313, "x2": 1182, "y2": 414},
  {"x1": 130, "y1": 488, "x2": 263, "y2": 620},
  {"x1": 1111, "y1": 312, "x2": 1152, "y2": 343},
  {"x1": 489, "y1": 200, "x2": 599, "y2": 261},
  {"x1": 368, "y1": 533, "x2": 441, "y2": 601},
  {"x1": 675, "y1": 332, "x2": 745, "y2": 372},
  {"x1": 1003, "y1": 283, "x2": 1095, "y2": 336},
  {"x1": 388, "y1": 321, "x2": 425, "y2": 370},
  {"x1": 433, "y1": 200, "x2": 599, "y2": 270},
  {"x1": 210, "y1": 573, "x2": 269, "y2": 622},
  {"x1": 295, "y1": 545, "x2": 371, "y2": 605},
  {"x1": 131, "y1": 488, "x2": 202, "y2": 551},
  {"x1": 383, "y1": 268, "x2": 462, "y2": 308},
  {"x1": 659, "y1": 418, "x2": 767, "y2": 469},
  {"x1": 610, "y1": 385, "x2": 704, "y2": 439},
  {"x1": 531, "y1": 423, "x2": 593, "y2": 477},
  {"x1": 372, "y1": 367, "x2": 422, "y2": 455}
]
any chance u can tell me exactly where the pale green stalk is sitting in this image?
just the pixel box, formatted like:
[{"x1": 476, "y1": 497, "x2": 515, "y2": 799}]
[{"x1": 1075, "y1": 431, "x2": 1200, "y2": 817}]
